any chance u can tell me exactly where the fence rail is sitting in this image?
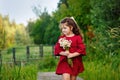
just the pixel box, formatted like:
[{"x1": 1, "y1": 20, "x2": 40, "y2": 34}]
[{"x1": 0, "y1": 45, "x2": 55, "y2": 65}]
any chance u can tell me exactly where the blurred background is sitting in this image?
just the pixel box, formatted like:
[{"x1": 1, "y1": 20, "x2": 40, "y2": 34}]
[{"x1": 0, "y1": 0, "x2": 120, "y2": 80}]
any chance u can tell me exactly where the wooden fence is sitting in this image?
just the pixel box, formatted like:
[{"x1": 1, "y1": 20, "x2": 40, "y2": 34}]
[{"x1": 0, "y1": 45, "x2": 55, "y2": 65}]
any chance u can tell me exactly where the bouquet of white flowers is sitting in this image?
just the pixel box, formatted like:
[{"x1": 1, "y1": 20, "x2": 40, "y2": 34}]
[
  {"x1": 59, "y1": 37, "x2": 73, "y2": 66},
  {"x1": 59, "y1": 38, "x2": 72, "y2": 50}
]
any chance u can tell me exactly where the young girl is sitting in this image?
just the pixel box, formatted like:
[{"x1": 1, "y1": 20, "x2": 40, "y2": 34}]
[{"x1": 54, "y1": 17, "x2": 86, "y2": 80}]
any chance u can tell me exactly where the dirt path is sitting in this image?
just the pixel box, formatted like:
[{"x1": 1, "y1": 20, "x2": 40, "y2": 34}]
[{"x1": 37, "y1": 72, "x2": 83, "y2": 80}]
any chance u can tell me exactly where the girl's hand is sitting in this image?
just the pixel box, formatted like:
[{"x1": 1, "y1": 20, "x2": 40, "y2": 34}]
[
  {"x1": 59, "y1": 51, "x2": 69, "y2": 56},
  {"x1": 67, "y1": 53, "x2": 73, "y2": 58},
  {"x1": 67, "y1": 52, "x2": 80, "y2": 58},
  {"x1": 64, "y1": 51, "x2": 69, "y2": 55}
]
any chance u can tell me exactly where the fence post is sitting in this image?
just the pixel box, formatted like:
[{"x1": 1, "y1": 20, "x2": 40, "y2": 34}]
[
  {"x1": 12, "y1": 48, "x2": 16, "y2": 64},
  {"x1": 39, "y1": 44, "x2": 43, "y2": 57},
  {"x1": 52, "y1": 45, "x2": 56, "y2": 58},
  {"x1": 26, "y1": 46, "x2": 30, "y2": 62}
]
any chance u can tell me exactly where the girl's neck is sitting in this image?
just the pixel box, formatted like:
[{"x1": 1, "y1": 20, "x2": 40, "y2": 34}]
[{"x1": 65, "y1": 33, "x2": 75, "y2": 37}]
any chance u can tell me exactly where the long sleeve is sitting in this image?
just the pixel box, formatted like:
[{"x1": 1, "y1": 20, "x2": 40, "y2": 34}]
[
  {"x1": 54, "y1": 41, "x2": 63, "y2": 56},
  {"x1": 76, "y1": 36, "x2": 86, "y2": 56}
]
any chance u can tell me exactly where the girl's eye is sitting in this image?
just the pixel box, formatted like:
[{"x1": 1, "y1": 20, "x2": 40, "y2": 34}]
[
  {"x1": 63, "y1": 27, "x2": 66, "y2": 29},
  {"x1": 61, "y1": 27, "x2": 65, "y2": 30}
]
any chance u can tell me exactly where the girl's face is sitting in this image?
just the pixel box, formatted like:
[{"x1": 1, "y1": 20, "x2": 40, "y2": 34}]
[{"x1": 61, "y1": 23, "x2": 73, "y2": 36}]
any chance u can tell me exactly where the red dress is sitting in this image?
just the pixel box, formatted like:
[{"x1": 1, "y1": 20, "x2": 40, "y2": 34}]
[{"x1": 54, "y1": 35, "x2": 86, "y2": 76}]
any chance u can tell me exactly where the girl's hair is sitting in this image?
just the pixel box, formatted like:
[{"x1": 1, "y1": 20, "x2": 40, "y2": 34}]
[{"x1": 59, "y1": 17, "x2": 84, "y2": 38}]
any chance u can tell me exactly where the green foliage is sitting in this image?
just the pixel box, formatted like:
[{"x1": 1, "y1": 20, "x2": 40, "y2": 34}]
[
  {"x1": 1, "y1": 57, "x2": 119, "y2": 80},
  {"x1": 85, "y1": 26, "x2": 120, "y2": 62},
  {"x1": 0, "y1": 63, "x2": 37, "y2": 80},
  {"x1": 106, "y1": 27, "x2": 120, "y2": 55},
  {"x1": 43, "y1": 18, "x2": 60, "y2": 44},
  {"x1": 29, "y1": 10, "x2": 51, "y2": 44},
  {"x1": 0, "y1": 15, "x2": 32, "y2": 49},
  {"x1": 38, "y1": 57, "x2": 57, "y2": 71},
  {"x1": 27, "y1": 2, "x2": 120, "y2": 78},
  {"x1": 0, "y1": 45, "x2": 119, "y2": 80},
  {"x1": 14, "y1": 28, "x2": 31, "y2": 46},
  {"x1": 80, "y1": 61, "x2": 120, "y2": 80},
  {"x1": 28, "y1": 1, "x2": 120, "y2": 67},
  {"x1": 90, "y1": 0, "x2": 120, "y2": 28},
  {"x1": 69, "y1": 0, "x2": 91, "y2": 28},
  {"x1": 26, "y1": 21, "x2": 35, "y2": 36},
  {"x1": 0, "y1": 15, "x2": 5, "y2": 49},
  {"x1": 1, "y1": 0, "x2": 120, "y2": 77}
]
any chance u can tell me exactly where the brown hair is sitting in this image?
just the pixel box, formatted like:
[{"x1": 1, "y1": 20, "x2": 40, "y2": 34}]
[{"x1": 59, "y1": 17, "x2": 84, "y2": 38}]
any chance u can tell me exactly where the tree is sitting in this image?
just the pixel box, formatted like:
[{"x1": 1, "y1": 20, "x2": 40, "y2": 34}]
[
  {"x1": 43, "y1": 18, "x2": 60, "y2": 44},
  {"x1": 0, "y1": 15, "x2": 5, "y2": 49},
  {"x1": 30, "y1": 8, "x2": 51, "y2": 44},
  {"x1": 89, "y1": 0, "x2": 120, "y2": 56},
  {"x1": 14, "y1": 24, "x2": 31, "y2": 45}
]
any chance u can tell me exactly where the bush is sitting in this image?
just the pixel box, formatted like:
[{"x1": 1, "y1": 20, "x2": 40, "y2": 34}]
[{"x1": 38, "y1": 56, "x2": 58, "y2": 71}]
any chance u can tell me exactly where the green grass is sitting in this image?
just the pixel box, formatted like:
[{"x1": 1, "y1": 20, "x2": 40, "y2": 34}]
[
  {"x1": 0, "y1": 56, "x2": 57, "y2": 80},
  {"x1": 0, "y1": 45, "x2": 55, "y2": 80},
  {"x1": 0, "y1": 56, "x2": 119, "y2": 80},
  {"x1": 37, "y1": 56, "x2": 58, "y2": 72},
  {"x1": 0, "y1": 45, "x2": 120, "y2": 80},
  {"x1": 1, "y1": 45, "x2": 53, "y2": 62},
  {"x1": 79, "y1": 61, "x2": 120, "y2": 80},
  {"x1": 0, "y1": 62, "x2": 38, "y2": 80}
]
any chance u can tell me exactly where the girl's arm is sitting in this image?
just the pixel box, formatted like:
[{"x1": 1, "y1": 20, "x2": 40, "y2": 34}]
[
  {"x1": 54, "y1": 43, "x2": 69, "y2": 56},
  {"x1": 67, "y1": 52, "x2": 80, "y2": 58},
  {"x1": 59, "y1": 51, "x2": 69, "y2": 56}
]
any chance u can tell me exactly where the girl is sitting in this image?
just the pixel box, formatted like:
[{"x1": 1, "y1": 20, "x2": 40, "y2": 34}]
[{"x1": 54, "y1": 17, "x2": 86, "y2": 80}]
